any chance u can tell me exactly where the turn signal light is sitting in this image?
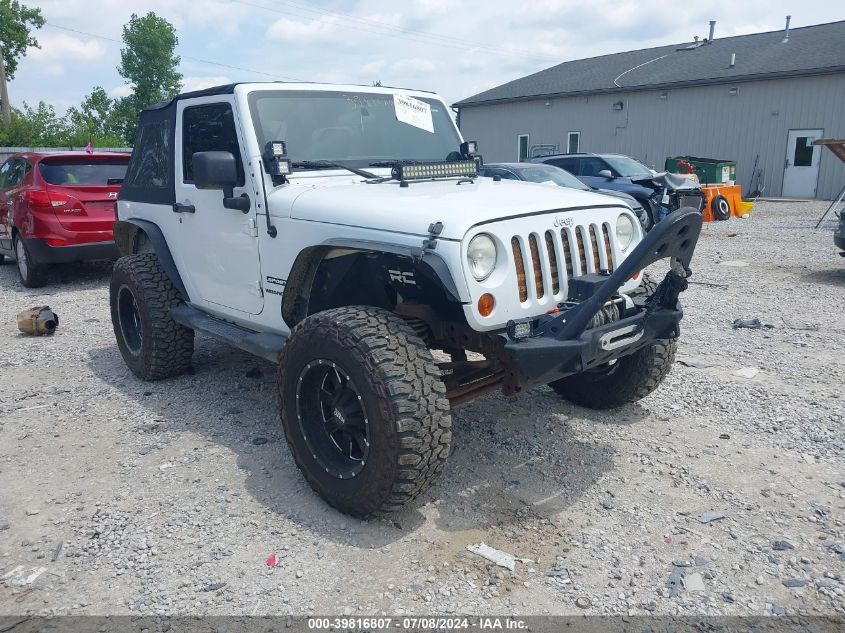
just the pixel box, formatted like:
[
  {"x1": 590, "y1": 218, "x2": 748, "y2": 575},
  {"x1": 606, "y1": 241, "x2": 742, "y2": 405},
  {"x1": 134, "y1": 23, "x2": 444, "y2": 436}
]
[
  {"x1": 631, "y1": 271, "x2": 641, "y2": 280},
  {"x1": 478, "y1": 293, "x2": 495, "y2": 317}
]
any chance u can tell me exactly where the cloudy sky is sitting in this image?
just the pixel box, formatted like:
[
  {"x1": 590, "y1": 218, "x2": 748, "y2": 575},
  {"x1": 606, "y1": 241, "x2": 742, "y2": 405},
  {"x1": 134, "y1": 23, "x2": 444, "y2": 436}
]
[{"x1": 8, "y1": 0, "x2": 843, "y2": 114}]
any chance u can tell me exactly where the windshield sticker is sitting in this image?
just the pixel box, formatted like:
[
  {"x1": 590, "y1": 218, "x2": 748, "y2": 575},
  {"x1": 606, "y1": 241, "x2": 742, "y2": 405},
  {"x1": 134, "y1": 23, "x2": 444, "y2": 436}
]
[{"x1": 393, "y1": 94, "x2": 434, "y2": 133}]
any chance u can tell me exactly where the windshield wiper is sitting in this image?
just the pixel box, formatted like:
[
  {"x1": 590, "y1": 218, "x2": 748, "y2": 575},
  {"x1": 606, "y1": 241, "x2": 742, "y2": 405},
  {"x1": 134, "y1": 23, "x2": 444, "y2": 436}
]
[{"x1": 291, "y1": 160, "x2": 378, "y2": 179}]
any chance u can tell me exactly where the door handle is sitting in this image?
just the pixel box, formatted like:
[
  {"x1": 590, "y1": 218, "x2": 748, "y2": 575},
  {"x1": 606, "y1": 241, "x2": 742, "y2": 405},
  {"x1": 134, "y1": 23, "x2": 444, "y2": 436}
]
[{"x1": 173, "y1": 202, "x2": 196, "y2": 214}]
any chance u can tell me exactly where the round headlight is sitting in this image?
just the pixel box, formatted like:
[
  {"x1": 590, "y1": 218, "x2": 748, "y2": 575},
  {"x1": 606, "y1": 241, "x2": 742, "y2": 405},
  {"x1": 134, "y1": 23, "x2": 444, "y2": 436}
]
[
  {"x1": 616, "y1": 214, "x2": 636, "y2": 250},
  {"x1": 467, "y1": 233, "x2": 497, "y2": 281}
]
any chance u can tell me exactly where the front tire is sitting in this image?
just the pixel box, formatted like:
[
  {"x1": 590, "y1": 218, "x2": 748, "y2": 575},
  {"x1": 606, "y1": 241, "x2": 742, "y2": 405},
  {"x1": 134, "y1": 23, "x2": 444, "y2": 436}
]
[
  {"x1": 109, "y1": 253, "x2": 194, "y2": 380},
  {"x1": 549, "y1": 339, "x2": 677, "y2": 409},
  {"x1": 277, "y1": 306, "x2": 452, "y2": 517},
  {"x1": 549, "y1": 273, "x2": 675, "y2": 409},
  {"x1": 14, "y1": 235, "x2": 48, "y2": 288}
]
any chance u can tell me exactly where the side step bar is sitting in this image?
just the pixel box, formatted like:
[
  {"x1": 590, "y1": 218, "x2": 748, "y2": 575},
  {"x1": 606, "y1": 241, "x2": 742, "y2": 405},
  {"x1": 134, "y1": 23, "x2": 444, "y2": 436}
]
[{"x1": 170, "y1": 305, "x2": 286, "y2": 363}]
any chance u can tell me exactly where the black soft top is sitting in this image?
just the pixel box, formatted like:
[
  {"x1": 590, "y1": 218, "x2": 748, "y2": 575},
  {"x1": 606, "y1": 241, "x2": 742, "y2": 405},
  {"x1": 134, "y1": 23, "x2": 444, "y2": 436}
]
[
  {"x1": 144, "y1": 83, "x2": 239, "y2": 111},
  {"x1": 139, "y1": 81, "x2": 437, "y2": 113}
]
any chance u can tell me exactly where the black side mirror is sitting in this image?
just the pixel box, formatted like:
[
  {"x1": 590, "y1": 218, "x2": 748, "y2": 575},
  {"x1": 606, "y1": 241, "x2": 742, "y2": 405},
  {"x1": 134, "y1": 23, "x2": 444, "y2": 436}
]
[
  {"x1": 192, "y1": 151, "x2": 250, "y2": 213},
  {"x1": 193, "y1": 151, "x2": 238, "y2": 190}
]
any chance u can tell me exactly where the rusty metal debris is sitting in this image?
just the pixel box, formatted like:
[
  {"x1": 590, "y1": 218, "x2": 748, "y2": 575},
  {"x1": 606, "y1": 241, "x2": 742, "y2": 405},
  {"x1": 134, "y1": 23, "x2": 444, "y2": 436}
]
[{"x1": 16, "y1": 306, "x2": 59, "y2": 336}]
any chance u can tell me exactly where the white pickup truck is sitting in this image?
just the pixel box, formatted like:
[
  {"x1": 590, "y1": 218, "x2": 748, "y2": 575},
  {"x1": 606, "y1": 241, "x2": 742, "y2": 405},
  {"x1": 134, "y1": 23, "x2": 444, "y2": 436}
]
[{"x1": 110, "y1": 82, "x2": 702, "y2": 516}]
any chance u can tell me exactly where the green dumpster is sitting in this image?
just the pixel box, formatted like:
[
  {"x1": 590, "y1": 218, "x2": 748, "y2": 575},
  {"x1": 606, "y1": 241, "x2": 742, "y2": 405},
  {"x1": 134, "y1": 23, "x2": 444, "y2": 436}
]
[{"x1": 665, "y1": 156, "x2": 737, "y2": 185}]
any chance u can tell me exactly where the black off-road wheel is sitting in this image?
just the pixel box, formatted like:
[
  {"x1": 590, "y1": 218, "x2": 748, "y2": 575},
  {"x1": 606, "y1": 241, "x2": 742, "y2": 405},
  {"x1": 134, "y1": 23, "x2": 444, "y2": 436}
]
[
  {"x1": 548, "y1": 273, "x2": 675, "y2": 409},
  {"x1": 110, "y1": 253, "x2": 194, "y2": 380},
  {"x1": 14, "y1": 235, "x2": 48, "y2": 288},
  {"x1": 277, "y1": 306, "x2": 452, "y2": 517}
]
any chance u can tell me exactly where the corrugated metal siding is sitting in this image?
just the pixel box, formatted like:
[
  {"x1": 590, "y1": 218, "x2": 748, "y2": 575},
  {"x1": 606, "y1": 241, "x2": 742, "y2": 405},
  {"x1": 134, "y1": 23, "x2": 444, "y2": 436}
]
[{"x1": 458, "y1": 74, "x2": 845, "y2": 199}]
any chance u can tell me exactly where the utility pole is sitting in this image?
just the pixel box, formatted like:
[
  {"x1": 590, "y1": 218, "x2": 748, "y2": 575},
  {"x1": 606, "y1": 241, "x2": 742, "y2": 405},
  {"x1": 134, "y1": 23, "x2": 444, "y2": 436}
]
[{"x1": 0, "y1": 42, "x2": 11, "y2": 127}]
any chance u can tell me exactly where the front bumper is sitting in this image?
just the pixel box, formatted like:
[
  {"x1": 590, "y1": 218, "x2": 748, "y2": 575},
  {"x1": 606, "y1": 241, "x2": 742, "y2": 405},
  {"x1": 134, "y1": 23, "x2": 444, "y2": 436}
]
[
  {"x1": 501, "y1": 208, "x2": 702, "y2": 391},
  {"x1": 504, "y1": 297, "x2": 682, "y2": 389},
  {"x1": 25, "y1": 238, "x2": 118, "y2": 264}
]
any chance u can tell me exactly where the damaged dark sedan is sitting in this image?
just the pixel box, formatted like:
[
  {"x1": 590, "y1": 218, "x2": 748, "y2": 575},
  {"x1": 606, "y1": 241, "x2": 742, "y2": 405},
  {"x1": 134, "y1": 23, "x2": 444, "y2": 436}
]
[{"x1": 531, "y1": 152, "x2": 704, "y2": 228}]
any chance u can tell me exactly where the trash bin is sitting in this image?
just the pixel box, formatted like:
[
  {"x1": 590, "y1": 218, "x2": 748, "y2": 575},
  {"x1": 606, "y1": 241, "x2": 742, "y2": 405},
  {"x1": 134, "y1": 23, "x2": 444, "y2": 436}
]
[{"x1": 665, "y1": 156, "x2": 736, "y2": 185}]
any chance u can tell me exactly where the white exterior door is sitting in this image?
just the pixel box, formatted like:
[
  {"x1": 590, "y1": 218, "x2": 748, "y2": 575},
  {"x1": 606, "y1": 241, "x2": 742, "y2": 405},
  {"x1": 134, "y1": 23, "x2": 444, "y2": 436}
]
[
  {"x1": 782, "y1": 129, "x2": 822, "y2": 198},
  {"x1": 174, "y1": 96, "x2": 264, "y2": 315}
]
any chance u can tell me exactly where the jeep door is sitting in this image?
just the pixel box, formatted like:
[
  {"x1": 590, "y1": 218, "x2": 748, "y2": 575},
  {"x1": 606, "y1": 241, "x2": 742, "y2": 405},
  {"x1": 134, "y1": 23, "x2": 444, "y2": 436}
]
[{"x1": 174, "y1": 97, "x2": 263, "y2": 315}]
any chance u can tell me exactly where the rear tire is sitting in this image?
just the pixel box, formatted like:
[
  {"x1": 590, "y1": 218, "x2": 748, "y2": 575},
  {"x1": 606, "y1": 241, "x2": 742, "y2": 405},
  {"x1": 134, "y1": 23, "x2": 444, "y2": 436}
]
[
  {"x1": 110, "y1": 253, "x2": 194, "y2": 380},
  {"x1": 14, "y1": 235, "x2": 48, "y2": 288},
  {"x1": 277, "y1": 306, "x2": 451, "y2": 517}
]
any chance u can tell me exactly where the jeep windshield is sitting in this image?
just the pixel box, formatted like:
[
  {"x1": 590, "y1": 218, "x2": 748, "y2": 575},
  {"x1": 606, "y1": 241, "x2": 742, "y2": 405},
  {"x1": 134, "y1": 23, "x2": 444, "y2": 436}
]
[{"x1": 248, "y1": 90, "x2": 461, "y2": 170}]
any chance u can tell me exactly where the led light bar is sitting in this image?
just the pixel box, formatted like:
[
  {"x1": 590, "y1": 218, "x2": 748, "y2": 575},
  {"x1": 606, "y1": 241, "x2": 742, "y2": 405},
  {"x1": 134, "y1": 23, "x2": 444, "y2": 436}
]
[{"x1": 392, "y1": 160, "x2": 478, "y2": 181}]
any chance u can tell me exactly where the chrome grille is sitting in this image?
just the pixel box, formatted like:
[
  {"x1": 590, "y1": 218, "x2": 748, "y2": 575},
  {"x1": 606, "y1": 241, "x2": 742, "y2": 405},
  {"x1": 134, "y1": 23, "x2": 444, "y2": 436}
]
[{"x1": 512, "y1": 222, "x2": 616, "y2": 305}]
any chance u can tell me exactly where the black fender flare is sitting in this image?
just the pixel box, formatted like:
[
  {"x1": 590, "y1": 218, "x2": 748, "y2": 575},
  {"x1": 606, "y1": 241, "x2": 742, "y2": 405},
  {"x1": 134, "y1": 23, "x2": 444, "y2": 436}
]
[
  {"x1": 113, "y1": 219, "x2": 190, "y2": 301},
  {"x1": 281, "y1": 239, "x2": 464, "y2": 327},
  {"x1": 319, "y1": 238, "x2": 463, "y2": 302}
]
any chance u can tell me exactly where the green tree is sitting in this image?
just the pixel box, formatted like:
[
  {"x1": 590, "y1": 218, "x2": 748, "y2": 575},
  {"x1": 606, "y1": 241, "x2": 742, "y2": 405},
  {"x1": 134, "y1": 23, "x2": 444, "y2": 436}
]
[
  {"x1": 0, "y1": 101, "x2": 70, "y2": 146},
  {"x1": 0, "y1": 98, "x2": 125, "y2": 147},
  {"x1": 0, "y1": 0, "x2": 44, "y2": 126},
  {"x1": 0, "y1": 107, "x2": 31, "y2": 145},
  {"x1": 112, "y1": 12, "x2": 181, "y2": 141},
  {"x1": 0, "y1": 0, "x2": 44, "y2": 80},
  {"x1": 66, "y1": 86, "x2": 121, "y2": 142}
]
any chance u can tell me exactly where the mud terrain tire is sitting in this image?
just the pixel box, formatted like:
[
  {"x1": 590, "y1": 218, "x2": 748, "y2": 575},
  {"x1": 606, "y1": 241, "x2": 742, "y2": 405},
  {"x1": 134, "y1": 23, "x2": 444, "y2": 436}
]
[
  {"x1": 277, "y1": 306, "x2": 451, "y2": 517},
  {"x1": 548, "y1": 273, "x2": 676, "y2": 408},
  {"x1": 110, "y1": 253, "x2": 194, "y2": 380}
]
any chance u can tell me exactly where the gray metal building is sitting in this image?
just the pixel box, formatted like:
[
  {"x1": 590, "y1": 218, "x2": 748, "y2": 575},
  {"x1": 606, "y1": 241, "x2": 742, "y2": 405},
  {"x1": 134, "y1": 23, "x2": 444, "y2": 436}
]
[{"x1": 454, "y1": 20, "x2": 845, "y2": 199}]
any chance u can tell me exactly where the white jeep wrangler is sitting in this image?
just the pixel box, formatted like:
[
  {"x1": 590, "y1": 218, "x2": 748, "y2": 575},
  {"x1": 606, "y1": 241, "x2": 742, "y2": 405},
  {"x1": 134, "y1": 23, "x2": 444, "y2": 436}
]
[{"x1": 111, "y1": 82, "x2": 702, "y2": 517}]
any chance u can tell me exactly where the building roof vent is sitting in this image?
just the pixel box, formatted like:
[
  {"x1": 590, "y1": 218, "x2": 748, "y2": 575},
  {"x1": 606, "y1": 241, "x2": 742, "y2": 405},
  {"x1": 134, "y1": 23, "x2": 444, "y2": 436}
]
[{"x1": 782, "y1": 15, "x2": 792, "y2": 43}]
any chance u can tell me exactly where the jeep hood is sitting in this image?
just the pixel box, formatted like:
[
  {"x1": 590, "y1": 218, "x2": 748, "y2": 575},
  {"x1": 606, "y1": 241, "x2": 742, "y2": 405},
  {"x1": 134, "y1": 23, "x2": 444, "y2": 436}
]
[{"x1": 279, "y1": 177, "x2": 629, "y2": 240}]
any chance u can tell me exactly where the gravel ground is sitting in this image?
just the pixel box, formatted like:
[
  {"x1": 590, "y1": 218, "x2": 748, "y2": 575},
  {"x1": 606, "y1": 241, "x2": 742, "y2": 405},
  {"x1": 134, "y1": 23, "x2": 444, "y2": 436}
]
[{"x1": 0, "y1": 200, "x2": 843, "y2": 618}]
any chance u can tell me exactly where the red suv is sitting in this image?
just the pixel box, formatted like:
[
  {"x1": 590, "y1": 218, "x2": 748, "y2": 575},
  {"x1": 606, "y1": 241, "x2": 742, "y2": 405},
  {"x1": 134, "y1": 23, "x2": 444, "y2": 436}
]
[{"x1": 0, "y1": 151, "x2": 131, "y2": 287}]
